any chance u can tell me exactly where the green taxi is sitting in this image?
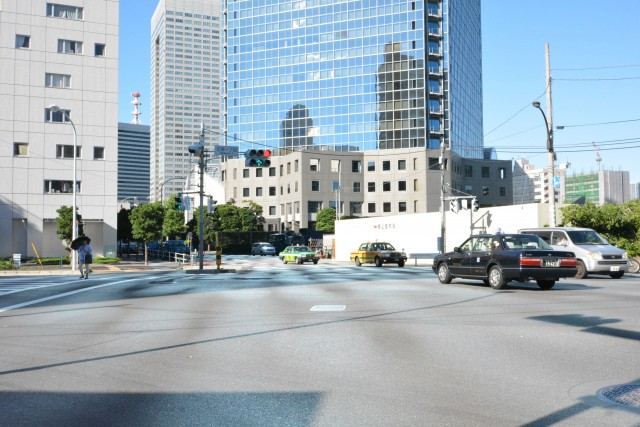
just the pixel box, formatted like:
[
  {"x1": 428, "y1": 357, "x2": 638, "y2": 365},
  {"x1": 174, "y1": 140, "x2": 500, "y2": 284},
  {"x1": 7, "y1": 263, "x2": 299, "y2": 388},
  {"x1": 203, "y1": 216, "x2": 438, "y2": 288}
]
[{"x1": 279, "y1": 245, "x2": 320, "y2": 265}]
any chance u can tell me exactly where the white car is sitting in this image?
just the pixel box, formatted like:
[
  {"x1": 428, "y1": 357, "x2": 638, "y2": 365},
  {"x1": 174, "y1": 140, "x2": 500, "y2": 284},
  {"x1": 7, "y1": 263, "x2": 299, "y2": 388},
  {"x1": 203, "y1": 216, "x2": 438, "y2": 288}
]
[{"x1": 251, "y1": 242, "x2": 277, "y2": 256}]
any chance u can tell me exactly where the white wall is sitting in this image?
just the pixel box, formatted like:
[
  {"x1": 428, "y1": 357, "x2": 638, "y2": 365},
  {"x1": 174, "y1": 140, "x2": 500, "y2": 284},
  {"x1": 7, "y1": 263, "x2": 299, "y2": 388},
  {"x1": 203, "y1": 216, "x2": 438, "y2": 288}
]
[{"x1": 334, "y1": 203, "x2": 551, "y2": 261}]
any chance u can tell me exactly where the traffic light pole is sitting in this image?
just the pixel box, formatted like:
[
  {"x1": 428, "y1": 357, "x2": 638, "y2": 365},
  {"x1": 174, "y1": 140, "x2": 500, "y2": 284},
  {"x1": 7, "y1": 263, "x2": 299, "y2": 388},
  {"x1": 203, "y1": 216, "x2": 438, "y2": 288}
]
[{"x1": 198, "y1": 126, "x2": 205, "y2": 271}]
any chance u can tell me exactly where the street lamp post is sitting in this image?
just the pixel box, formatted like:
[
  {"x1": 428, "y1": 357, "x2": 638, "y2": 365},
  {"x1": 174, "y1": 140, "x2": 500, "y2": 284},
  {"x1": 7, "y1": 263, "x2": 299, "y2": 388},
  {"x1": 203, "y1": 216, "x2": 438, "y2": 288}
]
[
  {"x1": 532, "y1": 101, "x2": 556, "y2": 227},
  {"x1": 49, "y1": 105, "x2": 78, "y2": 272},
  {"x1": 160, "y1": 177, "x2": 183, "y2": 205}
]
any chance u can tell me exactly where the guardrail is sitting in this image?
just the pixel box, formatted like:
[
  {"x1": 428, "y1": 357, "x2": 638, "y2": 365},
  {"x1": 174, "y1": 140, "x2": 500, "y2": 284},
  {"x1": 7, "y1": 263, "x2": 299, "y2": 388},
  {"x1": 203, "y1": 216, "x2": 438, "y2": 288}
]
[{"x1": 408, "y1": 253, "x2": 438, "y2": 266}]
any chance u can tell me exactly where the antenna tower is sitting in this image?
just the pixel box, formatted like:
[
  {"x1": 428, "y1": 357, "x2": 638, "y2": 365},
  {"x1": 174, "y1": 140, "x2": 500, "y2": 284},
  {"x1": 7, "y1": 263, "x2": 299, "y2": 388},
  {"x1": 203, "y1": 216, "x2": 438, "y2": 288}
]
[
  {"x1": 131, "y1": 92, "x2": 142, "y2": 125},
  {"x1": 592, "y1": 141, "x2": 602, "y2": 170}
]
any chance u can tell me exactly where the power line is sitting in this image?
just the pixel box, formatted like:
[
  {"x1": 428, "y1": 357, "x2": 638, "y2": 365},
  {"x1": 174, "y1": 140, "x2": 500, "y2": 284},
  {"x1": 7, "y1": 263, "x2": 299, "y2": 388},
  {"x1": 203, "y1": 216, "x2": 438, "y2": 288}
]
[
  {"x1": 555, "y1": 76, "x2": 640, "y2": 81},
  {"x1": 553, "y1": 63, "x2": 640, "y2": 71},
  {"x1": 557, "y1": 118, "x2": 640, "y2": 128},
  {"x1": 483, "y1": 89, "x2": 546, "y2": 137}
]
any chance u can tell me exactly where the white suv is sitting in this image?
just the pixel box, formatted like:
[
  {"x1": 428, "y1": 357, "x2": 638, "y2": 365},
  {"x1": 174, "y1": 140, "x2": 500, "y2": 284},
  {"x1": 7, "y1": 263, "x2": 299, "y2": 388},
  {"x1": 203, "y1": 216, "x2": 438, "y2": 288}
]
[{"x1": 251, "y1": 242, "x2": 277, "y2": 256}]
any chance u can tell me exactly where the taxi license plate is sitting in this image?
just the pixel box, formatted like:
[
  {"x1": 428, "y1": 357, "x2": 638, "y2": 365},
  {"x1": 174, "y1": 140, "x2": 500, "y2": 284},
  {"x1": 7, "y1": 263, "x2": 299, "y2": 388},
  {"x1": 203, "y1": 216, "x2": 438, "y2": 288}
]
[
  {"x1": 610, "y1": 266, "x2": 620, "y2": 271},
  {"x1": 543, "y1": 259, "x2": 559, "y2": 267}
]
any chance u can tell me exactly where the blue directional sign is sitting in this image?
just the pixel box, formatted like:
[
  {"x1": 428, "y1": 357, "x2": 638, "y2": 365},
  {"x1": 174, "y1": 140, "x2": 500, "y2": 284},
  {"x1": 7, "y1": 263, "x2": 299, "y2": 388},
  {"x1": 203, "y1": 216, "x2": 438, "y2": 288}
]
[
  {"x1": 183, "y1": 195, "x2": 191, "y2": 211},
  {"x1": 552, "y1": 176, "x2": 560, "y2": 189}
]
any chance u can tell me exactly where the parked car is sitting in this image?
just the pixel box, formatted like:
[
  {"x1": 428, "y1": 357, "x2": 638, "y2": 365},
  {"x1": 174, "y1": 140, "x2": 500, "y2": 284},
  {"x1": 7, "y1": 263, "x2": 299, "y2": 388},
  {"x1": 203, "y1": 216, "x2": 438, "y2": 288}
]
[
  {"x1": 251, "y1": 242, "x2": 277, "y2": 256},
  {"x1": 432, "y1": 233, "x2": 577, "y2": 290},
  {"x1": 146, "y1": 242, "x2": 160, "y2": 251},
  {"x1": 279, "y1": 245, "x2": 320, "y2": 264},
  {"x1": 350, "y1": 242, "x2": 407, "y2": 267},
  {"x1": 164, "y1": 239, "x2": 189, "y2": 254},
  {"x1": 519, "y1": 227, "x2": 629, "y2": 279}
]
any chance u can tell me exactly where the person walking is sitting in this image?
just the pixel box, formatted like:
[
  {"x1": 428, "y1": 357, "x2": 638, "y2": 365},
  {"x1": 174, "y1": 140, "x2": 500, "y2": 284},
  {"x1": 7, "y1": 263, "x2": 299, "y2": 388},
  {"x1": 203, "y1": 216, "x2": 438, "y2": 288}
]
[{"x1": 77, "y1": 238, "x2": 93, "y2": 279}]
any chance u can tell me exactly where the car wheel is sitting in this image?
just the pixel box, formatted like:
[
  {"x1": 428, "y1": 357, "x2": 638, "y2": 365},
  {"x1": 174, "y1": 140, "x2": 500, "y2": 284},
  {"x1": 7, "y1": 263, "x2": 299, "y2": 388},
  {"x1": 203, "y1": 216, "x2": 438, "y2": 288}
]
[
  {"x1": 398, "y1": 260, "x2": 405, "y2": 267},
  {"x1": 437, "y1": 263, "x2": 452, "y2": 284},
  {"x1": 488, "y1": 266, "x2": 507, "y2": 289},
  {"x1": 296, "y1": 258, "x2": 303, "y2": 264},
  {"x1": 355, "y1": 257, "x2": 362, "y2": 267},
  {"x1": 313, "y1": 260, "x2": 319, "y2": 264},
  {"x1": 374, "y1": 257, "x2": 382, "y2": 267},
  {"x1": 609, "y1": 271, "x2": 624, "y2": 279},
  {"x1": 252, "y1": 253, "x2": 255, "y2": 256},
  {"x1": 536, "y1": 279, "x2": 556, "y2": 290},
  {"x1": 575, "y1": 260, "x2": 588, "y2": 279},
  {"x1": 628, "y1": 258, "x2": 640, "y2": 274},
  {"x1": 282, "y1": 258, "x2": 287, "y2": 264}
]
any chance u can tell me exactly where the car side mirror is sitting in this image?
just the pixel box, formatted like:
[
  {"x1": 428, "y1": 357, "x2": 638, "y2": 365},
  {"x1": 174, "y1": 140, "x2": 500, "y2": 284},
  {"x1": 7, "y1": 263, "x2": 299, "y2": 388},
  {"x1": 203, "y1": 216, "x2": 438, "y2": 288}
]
[{"x1": 453, "y1": 247, "x2": 460, "y2": 252}]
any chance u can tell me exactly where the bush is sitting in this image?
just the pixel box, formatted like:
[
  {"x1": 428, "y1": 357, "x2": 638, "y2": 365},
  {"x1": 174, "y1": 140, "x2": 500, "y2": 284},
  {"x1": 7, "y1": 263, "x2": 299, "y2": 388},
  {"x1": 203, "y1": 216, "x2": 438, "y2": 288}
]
[
  {"x1": 0, "y1": 260, "x2": 16, "y2": 270},
  {"x1": 94, "y1": 257, "x2": 120, "y2": 264}
]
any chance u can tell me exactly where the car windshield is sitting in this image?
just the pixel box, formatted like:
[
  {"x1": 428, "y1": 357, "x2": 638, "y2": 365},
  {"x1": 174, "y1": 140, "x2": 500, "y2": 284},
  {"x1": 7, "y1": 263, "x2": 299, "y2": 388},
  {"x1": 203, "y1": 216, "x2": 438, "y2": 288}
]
[
  {"x1": 372, "y1": 243, "x2": 395, "y2": 251},
  {"x1": 502, "y1": 234, "x2": 552, "y2": 250},
  {"x1": 260, "y1": 243, "x2": 272, "y2": 247},
  {"x1": 567, "y1": 230, "x2": 607, "y2": 245},
  {"x1": 293, "y1": 246, "x2": 311, "y2": 252}
]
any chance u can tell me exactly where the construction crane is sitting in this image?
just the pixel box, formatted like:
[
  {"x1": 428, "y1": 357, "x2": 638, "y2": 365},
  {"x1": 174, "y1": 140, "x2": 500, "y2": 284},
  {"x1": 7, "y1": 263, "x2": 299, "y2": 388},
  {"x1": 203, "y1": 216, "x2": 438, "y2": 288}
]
[{"x1": 592, "y1": 141, "x2": 602, "y2": 171}]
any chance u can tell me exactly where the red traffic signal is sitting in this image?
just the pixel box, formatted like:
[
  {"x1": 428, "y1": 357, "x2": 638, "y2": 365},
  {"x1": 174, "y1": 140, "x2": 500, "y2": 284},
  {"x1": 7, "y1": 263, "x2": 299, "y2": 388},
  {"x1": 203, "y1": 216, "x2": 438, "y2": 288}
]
[{"x1": 244, "y1": 148, "x2": 272, "y2": 167}]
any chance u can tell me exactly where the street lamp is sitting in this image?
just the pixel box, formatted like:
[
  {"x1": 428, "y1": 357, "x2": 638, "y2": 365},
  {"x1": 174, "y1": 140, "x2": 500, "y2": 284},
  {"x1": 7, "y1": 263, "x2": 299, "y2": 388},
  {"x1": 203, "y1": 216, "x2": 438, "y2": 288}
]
[
  {"x1": 49, "y1": 104, "x2": 79, "y2": 272},
  {"x1": 532, "y1": 101, "x2": 557, "y2": 227},
  {"x1": 160, "y1": 177, "x2": 183, "y2": 205}
]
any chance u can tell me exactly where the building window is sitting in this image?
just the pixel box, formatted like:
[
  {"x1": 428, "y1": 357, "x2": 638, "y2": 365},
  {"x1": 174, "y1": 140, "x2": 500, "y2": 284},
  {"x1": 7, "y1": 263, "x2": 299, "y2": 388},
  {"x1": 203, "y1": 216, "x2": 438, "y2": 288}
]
[
  {"x1": 399, "y1": 202, "x2": 407, "y2": 212},
  {"x1": 311, "y1": 181, "x2": 320, "y2": 191},
  {"x1": 414, "y1": 179, "x2": 418, "y2": 191},
  {"x1": 256, "y1": 187, "x2": 263, "y2": 197},
  {"x1": 44, "y1": 180, "x2": 79, "y2": 194},
  {"x1": 255, "y1": 168, "x2": 263, "y2": 178},
  {"x1": 398, "y1": 181, "x2": 406, "y2": 191},
  {"x1": 482, "y1": 186, "x2": 489, "y2": 196},
  {"x1": 350, "y1": 202, "x2": 362, "y2": 215},
  {"x1": 368, "y1": 203, "x2": 376, "y2": 213},
  {"x1": 310, "y1": 158, "x2": 320, "y2": 171},
  {"x1": 45, "y1": 107, "x2": 71, "y2": 123},
  {"x1": 382, "y1": 160, "x2": 390, "y2": 171},
  {"x1": 93, "y1": 147, "x2": 104, "y2": 160},
  {"x1": 13, "y1": 143, "x2": 29, "y2": 156},
  {"x1": 464, "y1": 165, "x2": 473, "y2": 178},
  {"x1": 383, "y1": 202, "x2": 391, "y2": 213},
  {"x1": 482, "y1": 166, "x2": 490, "y2": 178},
  {"x1": 367, "y1": 182, "x2": 375, "y2": 192},
  {"x1": 269, "y1": 186, "x2": 276, "y2": 196},
  {"x1": 57, "y1": 39, "x2": 83, "y2": 54},
  {"x1": 295, "y1": 159, "x2": 299, "y2": 172},
  {"x1": 398, "y1": 159, "x2": 406, "y2": 170},
  {"x1": 367, "y1": 161, "x2": 375, "y2": 172},
  {"x1": 295, "y1": 181, "x2": 298, "y2": 192},
  {"x1": 352, "y1": 160, "x2": 362, "y2": 173},
  {"x1": 500, "y1": 187, "x2": 506, "y2": 197},
  {"x1": 353, "y1": 182, "x2": 361, "y2": 192},
  {"x1": 383, "y1": 181, "x2": 391, "y2": 192},
  {"x1": 242, "y1": 188, "x2": 250, "y2": 197},
  {"x1": 242, "y1": 169, "x2": 249, "y2": 178},
  {"x1": 269, "y1": 206, "x2": 276, "y2": 216},
  {"x1": 308, "y1": 201, "x2": 322, "y2": 213},
  {"x1": 331, "y1": 159, "x2": 340, "y2": 172},
  {"x1": 45, "y1": 73, "x2": 71, "y2": 88},
  {"x1": 428, "y1": 157, "x2": 440, "y2": 170},
  {"x1": 499, "y1": 167, "x2": 507, "y2": 179},
  {"x1": 287, "y1": 162, "x2": 291, "y2": 174},
  {"x1": 94, "y1": 43, "x2": 106, "y2": 57},
  {"x1": 279, "y1": 165, "x2": 284, "y2": 176},
  {"x1": 269, "y1": 167, "x2": 276, "y2": 177},
  {"x1": 15, "y1": 35, "x2": 30, "y2": 49},
  {"x1": 56, "y1": 144, "x2": 80, "y2": 158},
  {"x1": 47, "y1": 3, "x2": 84, "y2": 20}
]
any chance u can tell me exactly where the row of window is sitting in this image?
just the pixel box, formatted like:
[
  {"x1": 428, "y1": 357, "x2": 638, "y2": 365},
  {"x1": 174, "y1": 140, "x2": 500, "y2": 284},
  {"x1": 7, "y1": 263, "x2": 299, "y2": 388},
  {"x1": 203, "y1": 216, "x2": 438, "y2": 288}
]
[
  {"x1": 263, "y1": 201, "x2": 409, "y2": 217},
  {"x1": 15, "y1": 35, "x2": 106, "y2": 56},
  {"x1": 14, "y1": 143, "x2": 105, "y2": 160}
]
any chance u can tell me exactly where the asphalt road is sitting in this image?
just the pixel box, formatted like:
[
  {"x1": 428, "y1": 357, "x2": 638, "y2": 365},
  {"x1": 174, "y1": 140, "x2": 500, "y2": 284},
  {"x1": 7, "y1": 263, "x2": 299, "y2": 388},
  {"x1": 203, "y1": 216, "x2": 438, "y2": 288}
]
[{"x1": 0, "y1": 257, "x2": 639, "y2": 426}]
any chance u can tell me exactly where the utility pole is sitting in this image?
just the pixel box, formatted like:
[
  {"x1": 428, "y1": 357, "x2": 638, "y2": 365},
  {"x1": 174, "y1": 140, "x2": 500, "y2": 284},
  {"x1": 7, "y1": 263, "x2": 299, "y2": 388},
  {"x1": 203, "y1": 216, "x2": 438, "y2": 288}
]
[
  {"x1": 439, "y1": 141, "x2": 446, "y2": 253},
  {"x1": 545, "y1": 42, "x2": 557, "y2": 227},
  {"x1": 198, "y1": 124, "x2": 205, "y2": 270}
]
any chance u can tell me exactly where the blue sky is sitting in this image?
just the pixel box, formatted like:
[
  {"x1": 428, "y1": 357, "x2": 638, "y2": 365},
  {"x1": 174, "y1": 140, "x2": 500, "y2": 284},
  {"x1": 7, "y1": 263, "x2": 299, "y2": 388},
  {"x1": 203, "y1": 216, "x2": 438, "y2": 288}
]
[{"x1": 119, "y1": 1, "x2": 640, "y2": 183}]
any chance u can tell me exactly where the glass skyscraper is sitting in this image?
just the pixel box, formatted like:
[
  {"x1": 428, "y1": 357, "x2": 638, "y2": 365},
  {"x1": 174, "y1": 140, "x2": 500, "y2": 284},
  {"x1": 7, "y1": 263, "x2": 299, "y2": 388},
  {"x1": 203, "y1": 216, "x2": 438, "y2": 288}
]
[{"x1": 225, "y1": 0, "x2": 483, "y2": 157}]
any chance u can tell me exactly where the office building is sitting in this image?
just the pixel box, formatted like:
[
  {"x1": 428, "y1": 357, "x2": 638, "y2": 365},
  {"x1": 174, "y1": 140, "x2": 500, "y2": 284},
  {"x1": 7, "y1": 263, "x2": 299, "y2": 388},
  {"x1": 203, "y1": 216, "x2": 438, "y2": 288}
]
[
  {"x1": 218, "y1": 0, "x2": 503, "y2": 230},
  {"x1": 118, "y1": 122, "x2": 151, "y2": 205},
  {"x1": 512, "y1": 158, "x2": 568, "y2": 205},
  {"x1": 150, "y1": 0, "x2": 224, "y2": 203},
  {"x1": 565, "y1": 170, "x2": 631, "y2": 205},
  {"x1": 0, "y1": 0, "x2": 119, "y2": 258}
]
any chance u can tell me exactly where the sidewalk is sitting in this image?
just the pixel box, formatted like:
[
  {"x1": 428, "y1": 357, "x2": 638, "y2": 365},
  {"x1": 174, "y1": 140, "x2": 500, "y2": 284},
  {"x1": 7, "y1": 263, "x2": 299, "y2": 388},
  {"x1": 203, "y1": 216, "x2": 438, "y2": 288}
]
[{"x1": 0, "y1": 259, "x2": 180, "y2": 276}]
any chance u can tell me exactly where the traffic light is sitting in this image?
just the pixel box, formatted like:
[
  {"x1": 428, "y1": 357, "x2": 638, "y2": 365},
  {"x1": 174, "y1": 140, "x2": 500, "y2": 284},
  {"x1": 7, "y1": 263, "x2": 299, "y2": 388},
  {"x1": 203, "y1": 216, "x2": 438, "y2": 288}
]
[
  {"x1": 208, "y1": 198, "x2": 217, "y2": 213},
  {"x1": 472, "y1": 198, "x2": 479, "y2": 212},
  {"x1": 244, "y1": 149, "x2": 272, "y2": 167},
  {"x1": 175, "y1": 193, "x2": 183, "y2": 211},
  {"x1": 449, "y1": 198, "x2": 459, "y2": 213}
]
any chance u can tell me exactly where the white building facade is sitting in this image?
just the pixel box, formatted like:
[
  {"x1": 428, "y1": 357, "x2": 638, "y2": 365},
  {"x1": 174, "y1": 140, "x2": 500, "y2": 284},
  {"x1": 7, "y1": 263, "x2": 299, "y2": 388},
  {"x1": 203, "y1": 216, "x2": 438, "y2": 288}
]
[
  {"x1": 0, "y1": 0, "x2": 119, "y2": 258},
  {"x1": 150, "y1": 0, "x2": 224, "y2": 203}
]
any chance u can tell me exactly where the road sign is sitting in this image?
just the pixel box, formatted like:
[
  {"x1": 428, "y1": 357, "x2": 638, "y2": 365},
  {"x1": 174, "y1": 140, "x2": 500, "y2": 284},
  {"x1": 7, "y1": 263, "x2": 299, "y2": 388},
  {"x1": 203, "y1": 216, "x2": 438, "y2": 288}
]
[
  {"x1": 552, "y1": 176, "x2": 560, "y2": 189},
  {"x1": 183, "y1": 195, "x2": 191, "y2": 210},
  {"x1": 213, "y1": 145, "x2": 239, "y2": 157}
]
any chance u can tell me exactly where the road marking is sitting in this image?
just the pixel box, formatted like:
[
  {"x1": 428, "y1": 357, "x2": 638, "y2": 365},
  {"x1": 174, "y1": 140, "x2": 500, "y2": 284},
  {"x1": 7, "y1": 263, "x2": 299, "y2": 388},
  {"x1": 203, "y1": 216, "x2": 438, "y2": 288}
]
[
  {"x1": 0, "y1": 275, "x2": 165, "y2": 313},
  {"x1": 310, "y1": 304, "x2": 346, "y2": 311}
]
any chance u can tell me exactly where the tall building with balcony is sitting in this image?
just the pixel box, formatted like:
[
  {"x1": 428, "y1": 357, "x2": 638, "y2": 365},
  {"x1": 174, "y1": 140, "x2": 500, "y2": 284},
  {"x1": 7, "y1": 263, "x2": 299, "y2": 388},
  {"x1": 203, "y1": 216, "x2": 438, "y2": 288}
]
[
  {"x1": 118, "y1": 123, "x2": 151, "y2": 203},
  {"x1": 0, "y1": 0, "x2": 119, "y2": 258},
  {"x1": 220, "y1": 0, "x2": 492, "y2": 230},
  {"x1": 150, "y1": 0, "x2": 224, "y2": 203}
]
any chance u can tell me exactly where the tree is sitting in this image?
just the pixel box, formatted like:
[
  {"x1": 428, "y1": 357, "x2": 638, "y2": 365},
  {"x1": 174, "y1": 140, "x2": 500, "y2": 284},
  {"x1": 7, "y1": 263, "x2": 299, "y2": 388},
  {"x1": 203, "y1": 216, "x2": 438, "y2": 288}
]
[
  {"x1": 163, "y1": 193, "x2": 186, "y2": 239},
  {"x1": 117, "y1": 208, "x2": 133, "y2": 243},
  {"x1": 316, "y1": 207, "x2": 336, "y2": 232},
  {"x1": 56, "y1": 205, "x2": 84, "y2": 252},
  {"x1": 130, "y1": 202, "x2": 164, "y2": 264}
]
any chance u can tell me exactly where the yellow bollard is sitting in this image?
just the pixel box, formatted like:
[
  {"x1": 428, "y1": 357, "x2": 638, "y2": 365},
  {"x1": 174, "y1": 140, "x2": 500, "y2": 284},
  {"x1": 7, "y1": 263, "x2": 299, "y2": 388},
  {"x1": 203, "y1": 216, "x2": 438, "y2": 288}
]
[{"x1": 216, "y1": 246, "x2": 222, "y2": 270}]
